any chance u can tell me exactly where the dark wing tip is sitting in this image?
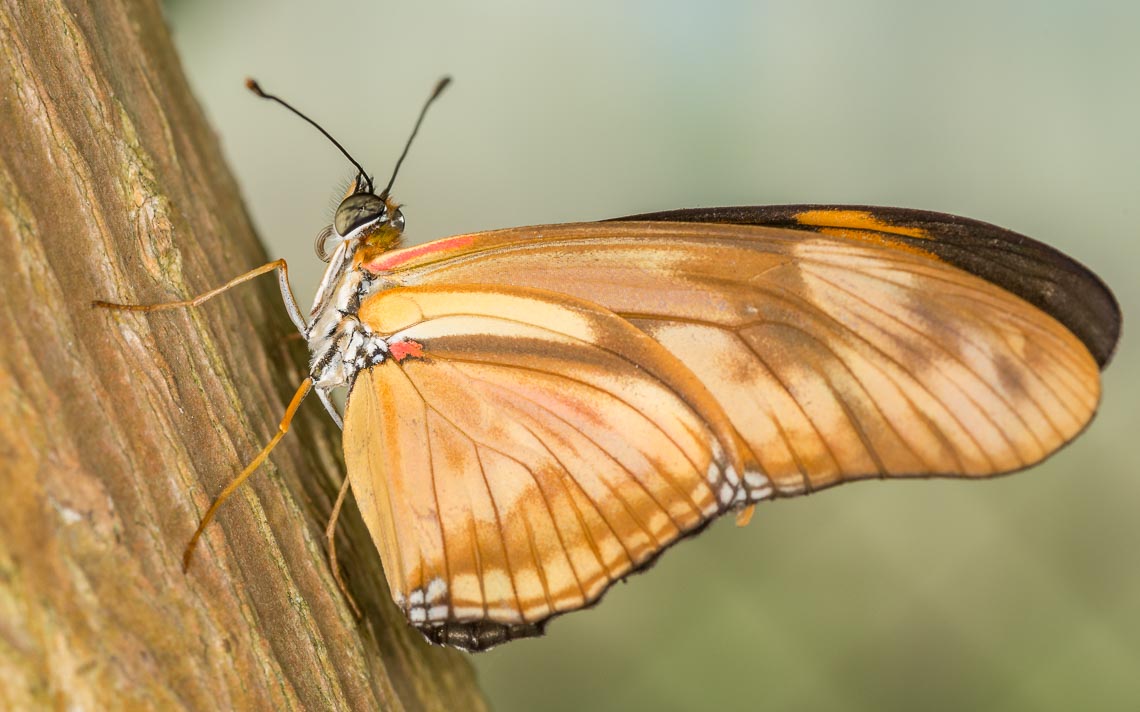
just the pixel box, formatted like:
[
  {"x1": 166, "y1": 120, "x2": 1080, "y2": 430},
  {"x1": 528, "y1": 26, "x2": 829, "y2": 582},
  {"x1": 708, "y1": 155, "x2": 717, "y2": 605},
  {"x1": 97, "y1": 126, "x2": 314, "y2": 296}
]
[{"x1": 610, "y1": 205, "x2": 1122, "y2": 369}]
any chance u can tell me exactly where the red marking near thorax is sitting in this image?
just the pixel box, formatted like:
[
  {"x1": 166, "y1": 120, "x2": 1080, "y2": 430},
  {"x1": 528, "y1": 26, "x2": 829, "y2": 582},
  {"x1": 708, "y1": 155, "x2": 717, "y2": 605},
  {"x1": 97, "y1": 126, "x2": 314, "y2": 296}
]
[
  {"x1": 389, "y1": 340, "x2": 425, "y2": 362},
  {"x1": 363, "y1": 235, "x2": 476, "y2": 273}
]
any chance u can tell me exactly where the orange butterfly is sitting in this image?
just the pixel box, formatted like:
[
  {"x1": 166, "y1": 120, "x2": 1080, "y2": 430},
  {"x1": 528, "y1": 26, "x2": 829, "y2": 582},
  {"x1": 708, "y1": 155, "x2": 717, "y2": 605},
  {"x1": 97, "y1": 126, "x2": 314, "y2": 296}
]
[{"x1": 96, "y1": 78, "x2": 1120, "y2": 651}]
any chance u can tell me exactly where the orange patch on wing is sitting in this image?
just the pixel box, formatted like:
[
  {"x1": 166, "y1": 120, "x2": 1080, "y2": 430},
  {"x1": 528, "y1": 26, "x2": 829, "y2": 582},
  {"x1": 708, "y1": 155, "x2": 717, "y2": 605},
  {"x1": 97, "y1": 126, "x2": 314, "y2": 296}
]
[
  {"x1": 389, "y1": 339, "x2": 425, "y2": 362},
  {"x1": 362, "y1": 235, "x2": 477, "y2": 273},
  {"x1": 814, "y1": 227, "x2": 936, "y2": 260},
  {"x1": 795, "y1": 209, "x2": 930, "y2": 239},
  {"x1": 792, "y1": 210, "x2": 938, "y2": 260}
]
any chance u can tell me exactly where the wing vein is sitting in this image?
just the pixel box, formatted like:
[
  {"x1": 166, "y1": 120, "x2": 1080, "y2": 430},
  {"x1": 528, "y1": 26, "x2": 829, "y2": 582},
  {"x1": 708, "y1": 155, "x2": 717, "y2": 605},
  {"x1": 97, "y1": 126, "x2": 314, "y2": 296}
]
[
  {"x1": 439, "y1": 357, "x2": 710, "y2": 488},
  {"x1": 426, "y1": 396, "x2": 646, "y2": 567},
  {"x1": 425, "y1": 410, "x2": 453, "y2": 618},
  {"x1": 802, "y1": 266, "x2": 1039, "y2": 459},
  {"x1": 462, "y1": 366, "x2": 699, "y2": 531},
  {"x1": 506, "y1": 416, "x2": 610, "y2": 596},
  {"x1": 471, "y1": 440, "x2": 524, "y2": 619}
]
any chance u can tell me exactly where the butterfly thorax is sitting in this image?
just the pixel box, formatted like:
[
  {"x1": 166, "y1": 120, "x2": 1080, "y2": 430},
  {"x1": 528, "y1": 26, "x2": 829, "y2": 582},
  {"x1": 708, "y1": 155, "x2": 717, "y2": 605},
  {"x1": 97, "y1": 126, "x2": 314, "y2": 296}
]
[
  {"x1": 304, "y1": 192, "x2": 408, "y2": 389},
  {"x1": 305, "y1": 239, "x2": 388, "y2": 390}
]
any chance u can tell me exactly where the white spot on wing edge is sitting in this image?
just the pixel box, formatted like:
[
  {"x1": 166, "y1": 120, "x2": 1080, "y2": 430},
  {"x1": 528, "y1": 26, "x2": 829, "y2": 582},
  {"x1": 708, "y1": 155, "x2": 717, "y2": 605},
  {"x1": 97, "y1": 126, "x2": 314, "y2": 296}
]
[
  {"x1": 718, "y1": 482, "x2": 734, "y2": 505},
  {"x1": 744, "y1": 470, "x2": 769, "y2": 489},
  {"x1": 485, "y1": 606, "x2": 525, "y2": 624},
  {"x1": 750, "y1": 484, "x2": 774, "y2": 500},
  {"x1": 706, "y1": 461, "x2": 719, "y2": 484},
  {"x1": 425, "y1": 577, "x2": 448, "y2": 603}
]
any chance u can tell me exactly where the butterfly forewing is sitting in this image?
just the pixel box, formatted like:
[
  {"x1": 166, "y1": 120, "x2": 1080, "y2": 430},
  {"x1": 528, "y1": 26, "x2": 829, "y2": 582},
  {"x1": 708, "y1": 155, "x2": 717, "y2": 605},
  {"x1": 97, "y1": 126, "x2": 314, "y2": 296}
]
[
  {"x1": 344, "y1": 286, "x2": 755, "y2": 650},
  {"x1": 363, "y1": 221, "x2": 1101, "y2": 497}
]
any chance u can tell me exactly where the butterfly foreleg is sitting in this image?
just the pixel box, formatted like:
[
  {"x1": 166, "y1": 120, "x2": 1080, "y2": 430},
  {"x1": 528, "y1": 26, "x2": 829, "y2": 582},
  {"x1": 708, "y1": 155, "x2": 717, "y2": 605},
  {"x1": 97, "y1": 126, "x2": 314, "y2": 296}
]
[{"x1": 93, "y1": 258, "x2": 308, "y2": 335}]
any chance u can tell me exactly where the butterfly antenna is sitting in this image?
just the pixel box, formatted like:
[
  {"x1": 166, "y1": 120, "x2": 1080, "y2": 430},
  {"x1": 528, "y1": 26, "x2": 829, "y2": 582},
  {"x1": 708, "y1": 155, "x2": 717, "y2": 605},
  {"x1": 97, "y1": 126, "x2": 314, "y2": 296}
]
[
  {"x1": 379, "y1": 76, "x2": 452, "y2": 200},
  {"x1": 246, "y1": 78, "x2": 373, "y2": 192}
]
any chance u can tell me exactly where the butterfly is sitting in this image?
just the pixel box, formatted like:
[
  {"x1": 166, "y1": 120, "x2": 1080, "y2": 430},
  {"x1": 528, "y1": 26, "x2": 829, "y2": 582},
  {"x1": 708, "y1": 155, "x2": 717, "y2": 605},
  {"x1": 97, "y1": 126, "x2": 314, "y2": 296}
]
[{"x1": 95, "y1": 78, "x2": 1120, "y2": 652}]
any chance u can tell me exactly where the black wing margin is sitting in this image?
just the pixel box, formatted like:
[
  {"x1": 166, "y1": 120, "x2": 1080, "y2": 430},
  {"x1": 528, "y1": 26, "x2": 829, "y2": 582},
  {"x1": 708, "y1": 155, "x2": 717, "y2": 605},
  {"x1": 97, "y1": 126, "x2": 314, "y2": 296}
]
[{"x1": 611, "y1": 205, "x2": 1121, "y2": 369}]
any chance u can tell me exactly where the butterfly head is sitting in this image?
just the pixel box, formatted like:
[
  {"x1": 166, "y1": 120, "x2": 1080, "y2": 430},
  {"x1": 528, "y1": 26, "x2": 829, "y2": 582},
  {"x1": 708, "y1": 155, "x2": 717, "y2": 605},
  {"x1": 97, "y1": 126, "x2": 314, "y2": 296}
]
[
  {"x1": 334, "y1": 184, "x2": 405, "y2": 247},
  {"x1": 247, "y1": 76, "x2": 448, "y2": 262}
]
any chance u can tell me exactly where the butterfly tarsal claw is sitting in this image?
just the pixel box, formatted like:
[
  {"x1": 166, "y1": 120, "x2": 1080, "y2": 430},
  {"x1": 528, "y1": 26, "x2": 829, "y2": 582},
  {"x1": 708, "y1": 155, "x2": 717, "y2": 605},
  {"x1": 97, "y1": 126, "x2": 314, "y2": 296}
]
[{"x1": 181, "y1": 378, "x2": 313, "y2": 573}]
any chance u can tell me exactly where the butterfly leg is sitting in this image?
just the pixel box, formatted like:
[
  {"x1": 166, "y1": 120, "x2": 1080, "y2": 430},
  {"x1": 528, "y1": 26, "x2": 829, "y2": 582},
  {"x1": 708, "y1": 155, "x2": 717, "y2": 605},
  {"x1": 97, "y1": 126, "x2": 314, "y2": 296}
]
[
  {"x1": 734, "y1": 504, "x2": 756, "y2": 527},
  {"x1": 325, "y1": 474, "x2": 362, "y2": 618},
  {"x1": 316, "y1": 388, "x2": 344, "y2": 430},
  {"x1": 182, "y1": 377, "x2": 313, "y2": 571},
  {"x1": 93, "y1": 258, "x2": 308, "y2": 335}
]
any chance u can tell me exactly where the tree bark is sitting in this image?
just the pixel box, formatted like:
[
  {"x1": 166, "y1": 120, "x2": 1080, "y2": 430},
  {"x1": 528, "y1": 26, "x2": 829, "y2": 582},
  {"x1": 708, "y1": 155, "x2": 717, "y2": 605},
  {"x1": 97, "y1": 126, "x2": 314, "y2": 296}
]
[{"x1": 0, "y1": 2, "x2": 487, "y2": 709}]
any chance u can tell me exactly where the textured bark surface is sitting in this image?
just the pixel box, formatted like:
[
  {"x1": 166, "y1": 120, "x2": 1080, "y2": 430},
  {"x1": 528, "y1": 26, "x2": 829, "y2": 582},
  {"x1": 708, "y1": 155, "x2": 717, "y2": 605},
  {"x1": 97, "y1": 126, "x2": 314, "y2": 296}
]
[{"x1": 0, "y1": 1, "x2": 487, "y2": 709}]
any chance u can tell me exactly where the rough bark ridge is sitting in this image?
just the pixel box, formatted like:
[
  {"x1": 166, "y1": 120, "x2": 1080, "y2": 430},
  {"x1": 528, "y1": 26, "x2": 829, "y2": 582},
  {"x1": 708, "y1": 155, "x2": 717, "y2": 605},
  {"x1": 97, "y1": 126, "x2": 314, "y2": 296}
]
[{"x1": 0, "y1": 2, "x2": 488, "y2": 709}]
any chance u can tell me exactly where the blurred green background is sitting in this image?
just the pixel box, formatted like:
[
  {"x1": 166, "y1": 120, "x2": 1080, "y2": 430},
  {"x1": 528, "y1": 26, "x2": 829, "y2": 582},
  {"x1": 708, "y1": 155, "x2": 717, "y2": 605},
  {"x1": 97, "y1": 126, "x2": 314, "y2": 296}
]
[{"x1": 165, "y1": 1, "x2": 1138, "y2": 709}]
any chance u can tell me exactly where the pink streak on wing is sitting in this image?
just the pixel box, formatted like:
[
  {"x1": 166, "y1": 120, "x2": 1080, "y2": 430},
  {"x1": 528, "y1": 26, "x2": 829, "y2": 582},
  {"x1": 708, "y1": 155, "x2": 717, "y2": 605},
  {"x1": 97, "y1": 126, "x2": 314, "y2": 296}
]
[
  {"x1": 389, "y1": 340, "x2": 425, "y2": 362},
  {"x1": 363, "y1": 235, "x2": 476, "y2": 272}
]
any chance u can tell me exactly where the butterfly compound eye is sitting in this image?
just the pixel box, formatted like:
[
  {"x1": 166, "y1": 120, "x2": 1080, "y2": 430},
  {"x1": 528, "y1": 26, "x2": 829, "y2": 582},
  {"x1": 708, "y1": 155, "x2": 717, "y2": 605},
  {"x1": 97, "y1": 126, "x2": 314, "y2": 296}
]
[{"x1": 335, "y1": 193, "x2": 387, "y2": 237}]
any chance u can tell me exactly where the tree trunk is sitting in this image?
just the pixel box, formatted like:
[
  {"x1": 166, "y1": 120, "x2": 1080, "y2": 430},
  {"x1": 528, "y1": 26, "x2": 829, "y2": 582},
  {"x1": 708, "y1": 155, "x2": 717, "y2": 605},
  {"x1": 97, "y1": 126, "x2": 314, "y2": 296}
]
[{"x1": 0, "y1": 2, "x2": 487, "y2": 709}]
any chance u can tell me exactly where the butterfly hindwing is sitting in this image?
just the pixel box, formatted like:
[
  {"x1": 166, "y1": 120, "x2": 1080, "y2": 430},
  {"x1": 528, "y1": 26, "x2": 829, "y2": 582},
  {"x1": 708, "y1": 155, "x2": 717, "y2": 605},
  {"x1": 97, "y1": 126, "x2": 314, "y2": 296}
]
[{"x1": 344, "y1": 285, "x2": 758, "y2": 650}]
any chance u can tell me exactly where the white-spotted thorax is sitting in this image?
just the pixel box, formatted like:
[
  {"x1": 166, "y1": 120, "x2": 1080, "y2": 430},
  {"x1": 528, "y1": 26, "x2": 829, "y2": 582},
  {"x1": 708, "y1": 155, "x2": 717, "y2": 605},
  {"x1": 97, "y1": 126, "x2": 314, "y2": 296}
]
[{"x1": 306, "y1": 184, "x2": 406, "y2": 396}]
